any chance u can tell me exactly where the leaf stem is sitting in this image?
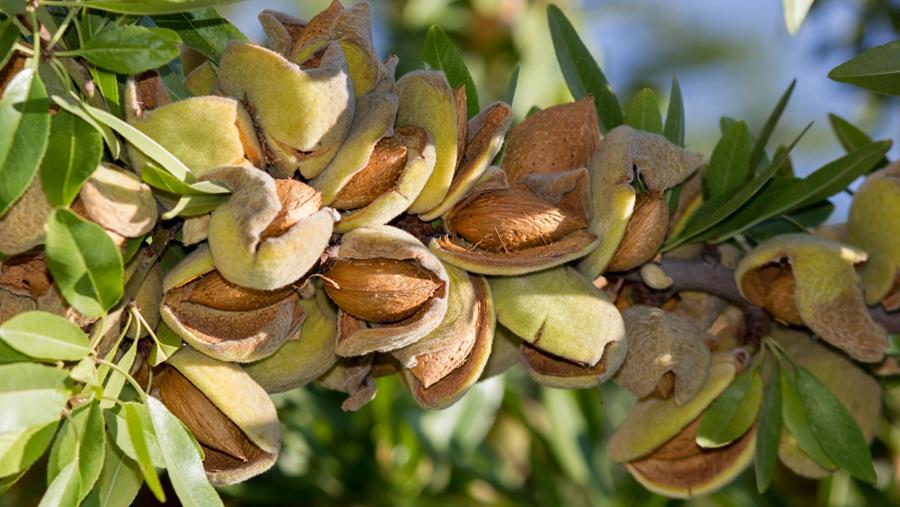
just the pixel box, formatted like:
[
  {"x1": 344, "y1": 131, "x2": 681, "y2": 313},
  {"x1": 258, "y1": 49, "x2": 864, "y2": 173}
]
[
  {"x1": 96, "y1": 358, "x2": 148, "y2": 403},
  {"x1": 28, "y1": 7, "x2": 40, "y2": 71},
  {"x1": 47, "y1": 5, "x2": 78, "y2": 50}
]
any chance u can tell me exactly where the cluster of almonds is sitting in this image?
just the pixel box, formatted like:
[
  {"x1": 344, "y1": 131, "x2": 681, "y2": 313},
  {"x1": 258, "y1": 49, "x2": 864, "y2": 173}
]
[{"x1": 0, "y1": 0, "x2": 896, "y2": 496}]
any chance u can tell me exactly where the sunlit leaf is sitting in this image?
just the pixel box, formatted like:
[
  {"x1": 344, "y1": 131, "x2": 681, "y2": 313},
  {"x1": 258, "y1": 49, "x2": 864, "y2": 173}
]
[
  {"x1": 152, "y1": 7, "x2": 247, "y2": 64},
  {"x1": 81, "y1": 433, "x2": 143, "y2": 507},
  {"x1": 78, "y1": 25, "x2": 180, "y2": 74},
  {"x1": 505, "y1": 63, "x2": 520, "y2": 106},
  {"x1": 828, "y1": 40, "x2": 900, "y2": 96},
  {"x1": 45, "y1": 208, "x2": 124, "y2": 317},
  {"x1": 149, "y1": 322, "x2": 182, "y2": 366},
  {"x1": 783, "y1": 0, "x2": 815, "y2": 34},
  {"x1": 38, "y1": 461, "x2": 81, "y2": 507},
  {"x1": 146, "y1": 396, "x2": 223, "y2": 507},
  {"x1": 697, "y1": 370, "x2": 763, "y2": 448},
  {"x1": 39, "y1": 111, "x2": 102, "y2": 207},
  {"x1": 123, "y1": 402, "x2": 165, "y2": 502},
  {"x1": 547, "y1": 4, "x2": 622, "y2": 132},
  {"x1": 82, "y1": 0, "x2": 240, "y2": 15},
  {"x1": 47, "y1": 401, "x2": 105, "y2": 504},
  {"x1": 0, "y1": 67, "x2": 50, "y2": 216},
  {"x1": 0, "y1": 311, "x2": 90, "y2": 361},
  {"x1": 100, "y1": 336, "x2": 139, "y2": 409},
  {"x1": 749, "y1": 79, "x2": 795, "y2": 171},
  {"x1": 141, "y1": 163, "x2": 228, "y2": 196},
  {"x1": 422, "y1": 25, "x2": 479, "y2": 118},
  {"x1": 0, "y1": 420, "x2": 58, "y2": 478}
]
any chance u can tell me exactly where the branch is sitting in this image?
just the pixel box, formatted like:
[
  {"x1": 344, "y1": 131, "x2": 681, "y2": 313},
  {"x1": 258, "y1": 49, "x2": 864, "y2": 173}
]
[{"x1": 622, "y1": 257, "x2": 900, "y2": 335}]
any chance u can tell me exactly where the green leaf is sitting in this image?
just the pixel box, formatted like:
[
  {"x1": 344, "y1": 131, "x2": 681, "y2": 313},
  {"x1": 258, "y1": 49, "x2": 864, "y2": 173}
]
[
  {"x1": 107, "y1": 406, "x2": 165, "y2": 469},
  {"x1": 70, "y1": 357, "x2": 99, "y2": 386},
  {"x1": 749, "y1": 79, "x2": 795, "y2": 171},
  {"x1": 504, "y1": 63, "x2": 520, "y2": 106},
  {"x1": 794, "y1": 366, "x2": 876, "y2": 483},
  {"x1": 703, "y1": 119, "x2": 752, "y2": 197},
  {"x1": 45, "y1": 208, "x2": 124, "y2": 317},
  {"x1": 697, "y1": 370, "x2": 763, "y2": 448},
  {"x1": 149, "y1": 322, "x2": 182, "y2": 366},
  {"x1": 547, "y1": 4, "x2": 622, "y2": 132},
  {"x1": 38, "y1": 461, "x2": 81, "y2": 507},
  {"x1": 78, "y1": 25, "x2": 180, "y2": 75},
  {"x1": 828, "y1": 40, "x2": 900, "y2": 95},
  {"x1": 0, "y1": 1, "x2": 26, "y2": 15},
  {"x1": 82, "y1": 0, "x2": 239, "y2": 15},
  {"x1": 783, "y1": 0, "x2": 815, "y2": 34},
  {"x1": 781, "y1": 367, "x2": 834, "y2": 469},
  {"x1": 50, "y1": 93, "x2": 121, "y2": 160},
  {"x1": 0, "y1": 17, "x2": 19, "y2": 69},
  {"x1": 152, "y1": 8, "x2": 247, "y2": 64},
  {"x1": 0, "y1": 420, "x2": 58, "y2": 478},
  {"x1": 88, "y1": 66, "x2": 122, "y2": 118},
  {"x1": 39, "y1": 111, "x2": 103, "y2": 207},
  {"x1": 699, "y1": 140, "x2": 891, "y2": 242},
  {"x1": 47, "y1": 401, "x2": 105, "y2": 503},
  {"x1": 100, "y1": 336, "x2": 139, "y2": 409},
  {"x1": 0, "y1": 311, "x2": 90, "y2": 361},
  {"x1": 159, "y1": 193, "x2": 230, "y2": 219},
  {"x1": 55, "y1": 94, "x2": 193, "y2": 181},
  {"x1": 664, "y1": 122, "x2": 810, "y2": 249},
  {"x1": 146, "y1": 396, "x2": 223, "y2": 507},
  {"x1": 0, "y1": 340, "x2": 28, "y2": 364},
  {"x1": 0, "y1": 67, "x2": 50, "y2": 217},
  {"x1": 624, "y1": 88, "x2": 662, "y2": 134},
  {"x1": 663, "y1": 76, "x2": 684, "y2": 146},
  {"x1": 81, "y1": 433, "x2": 143, "y2": 507},
  {"x1": 746, "y1": 200, "x2": 834, "y2": 242},
  {"x1": 123, "y1": 402, "x2": 165, "y2": 502},
  {"x1": 756, "y1": 366, "x2": 782, "y2": 492},
  {"x1": 141, "y1": 163, "x2": 228, "y2": 196},
  {"x1": 828, "y1": 113, "x2": 889, "y2": 171},
  {"x1": 422, "y1": 25, "x2": 479, "y2": 118}
]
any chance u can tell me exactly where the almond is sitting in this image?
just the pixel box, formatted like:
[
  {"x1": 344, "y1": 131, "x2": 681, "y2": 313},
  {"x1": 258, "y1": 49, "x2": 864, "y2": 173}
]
[
  {"x1": 323, "y1": 257, "x2": 443, "y2": 323},
  {"x1": 331, "y1": 136, "x2": 408, "y2": 210},
  {"x1": 260, "y1": 179, "x2": 323, "y2": 240},
  {"x1": 445, "y1": 188, "x2": 588, "y2": 252},
  {"x1": 607, "y1": 191, "x2": 669, "y2": 271},
  {"x1": 184, "y1": 271, "x2": 294, "y2": 312}
]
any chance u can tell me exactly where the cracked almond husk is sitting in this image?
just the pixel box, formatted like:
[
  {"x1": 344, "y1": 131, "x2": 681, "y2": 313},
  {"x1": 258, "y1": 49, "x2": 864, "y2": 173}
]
[
  {"x1": 605, "y1": 191, "x2": 669, "y2": 272},
  {"x1": 244, "y1": 288, "x2": 338, "y2": 393},
  {"x1": 401, "y1": 275, "x2": 495, "y2": 409},
  {"x1": 317, "y1": 354, "x2": 377, "y2": 411},
  {"x1": 500, "y1": 97, "x2": 600, "y2": 183},
  {"x1": 0, "y1": 178, "x2": 53, "y2": 256},
  {"x1": 608, "y1": 351, "x2": 737, "y2": 463},
  {"x1": 489, "y1": 265, "x2": 626, "y2": 367},
  {"x1": 155, "y1": 346, "x2": 279, "y2": 486},
  {"x1": 431, "y1": 168, "x2": 600, "y2": 275},
  {"x1": 519, "y1": 339, "x2": 627, "y2": 389},
  {"x1": 625, "y1": 416, "x2": 756, "y2": 499},
  {"x1": 614, "y1": 306, "x2": 712, "y2": 406},
  {"x1": 848, "y1": 161, "x2": 900, "y2": 310},
  {"x1": 125, "y1": 73, "x2": 264, "y2": 175},
  {"x1": 735, "y1": 233, "x2": 888, "y2": 362},
  {"x1": 323, "y1": 225, "x2": 449, "y2": 357},
  {"x1": 772, "y1": 327, "x2": 881, "y2": 479},
  {"x1": 578, "y1": 125, "x2": 704, "y2": 278},
  {"x1": 159, "y1": 245, "x2": 305, "y2": 363},
  {"x1": 76, "y1": 164, "x2": 157, "y2": 239},
  {"x1": 0, "y1": 253, "x2": 93, "y2": 327},
  {"x1": 218, "y1": 39, "x2": 354, "y2": 179},
  {"x1": 204, "y1": 165, "x2": 336, "y2": 291}
]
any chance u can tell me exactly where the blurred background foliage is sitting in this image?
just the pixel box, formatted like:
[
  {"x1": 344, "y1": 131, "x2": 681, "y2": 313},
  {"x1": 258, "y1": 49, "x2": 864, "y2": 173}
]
[
  {"x1": 3, "y1": 1, "x2": 898, "y2": 506},
  {"x1": 216, "y1": 0, "x2": 900, "y2": 505}
]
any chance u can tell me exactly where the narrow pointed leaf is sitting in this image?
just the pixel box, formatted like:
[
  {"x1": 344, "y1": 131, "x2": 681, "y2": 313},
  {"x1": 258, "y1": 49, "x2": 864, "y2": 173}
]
[
  {"x1": 624, "y1": 88, "x2": 662, "y2": 134},
  {"x1": 82, "y1": 433, "x2": 143, "y2": 507},
  {"x1": 123, "y1": 402, "x2": 165, "y2": 502},
  {"x1": 756, "y1": 366, "x2": 782, "y2": 492},
  {"x1": 663, "y1": 76, "x2": 684, "y2": 146},
  {"x1": 146, "y1": 397, "x2": 223, "y2": 507},
  {"x1": 704, "y1": 119, "x2": 752, "y2": 197},
  {"x1": 783, "y1": 0, "x2": 815, "y2": 34},
  {"x1": 80, "y1": 0, "x2": 240, "y2": 15},
  {"x1": 794, "y1": 366, "x2": 876, "y2": 483},
  {"x1": 0, "y1": 18, "x2": 19, "y2": 69},
  {"x1": 152, "y1": 8, "x2": 247, "y2": 64},
  {"x1": 45, "y1": 208, "x2": 124, "y2": 317},
  {"x1": 0, "y1": 420, "x2": 58, "y2": 478},
  {"x1": 748, "y1": 80, "x2": 795, "y2": 171},
  {"x1": 781, "y1": 367, "x2": 834, "y2": 469},
  {"x1": 505, "y1": 63, "x2": 520, "y2": 106},
  {"x1": 828, "y1": 40, "x2": 900, "y2": 95},
  {"x1": 47, "y1": 401, "x2": 105, "y2": 504},
  {"x1": 38, "y1": 461, "x2": 81, "y2": 507},
  {"x1": 422, "y1": 25, "x2": 479, "y2": 118},
  {"x1": 547, "y1": 4, "x2": 622, "y2": 132},
  {"x1": 828, "y1": 113, "x2": 889, "y2": 171},
  {"x1": 0, "y1": 67, "x2": 50, "y2": 216},
  {"x1": 0, "y1": 311, "x2": 90, "y2": 361},
  {"x1": 697, "y1": 370, "x2": 763, "y2": 448}
]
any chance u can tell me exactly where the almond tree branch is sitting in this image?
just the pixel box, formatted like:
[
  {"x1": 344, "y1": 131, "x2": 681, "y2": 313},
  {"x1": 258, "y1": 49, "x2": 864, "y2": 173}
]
[{"x1": 622, "y1": 257, "x2": 900, "y2": 335}]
